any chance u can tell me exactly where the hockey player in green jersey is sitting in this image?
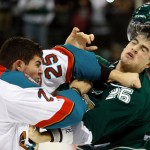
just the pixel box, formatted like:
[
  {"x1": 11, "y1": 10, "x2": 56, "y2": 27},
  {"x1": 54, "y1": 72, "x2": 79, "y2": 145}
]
[
  {"x1": 78, "y1": 34, "x2": 150, "y2": 150},
  {"x1": 76, "y1": 2, "x2": 150, "y2": 150}
]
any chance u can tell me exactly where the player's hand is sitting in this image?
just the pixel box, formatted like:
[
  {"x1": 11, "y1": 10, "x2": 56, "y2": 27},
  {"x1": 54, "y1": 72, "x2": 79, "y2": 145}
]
[
  {"x1": 109, "y1": 70, "x2": 141, "y2": 88},
  {"x1": 65, "y1": 27, "x2": 98, "y2": 51},
  {"x1": 70, "y1": 79, "x2": 93, "y2": 95},
  {"x1": 28, "y1": 125, "x2": 51, "y2": 143},
  {"x1": 121, "y1": 72, "x2": 141, "y2": 88},
  {"x1": 28, "y1": 125, "x2": 39, "y2": 143}
]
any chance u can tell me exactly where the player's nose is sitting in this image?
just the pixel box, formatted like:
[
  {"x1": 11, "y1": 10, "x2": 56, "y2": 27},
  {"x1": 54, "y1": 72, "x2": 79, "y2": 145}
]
[{"x1": 39, "y1": 66, "x2": 43, "y2": 74}]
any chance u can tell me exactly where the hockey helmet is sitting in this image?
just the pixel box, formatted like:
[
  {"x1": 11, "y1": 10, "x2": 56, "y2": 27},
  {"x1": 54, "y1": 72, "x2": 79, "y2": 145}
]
[{"x1": 127, "y1": 2, "x2": 150, "y2": 41}]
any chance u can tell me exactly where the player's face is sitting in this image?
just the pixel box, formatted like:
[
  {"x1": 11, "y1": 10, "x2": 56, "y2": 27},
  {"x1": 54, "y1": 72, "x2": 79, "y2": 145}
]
[
  {"x1": 119, "y1": 35, "x2": 150, "y2": 73},
  {"x1": 21, "y1": 55, "x2": 43, "y2": 85}
]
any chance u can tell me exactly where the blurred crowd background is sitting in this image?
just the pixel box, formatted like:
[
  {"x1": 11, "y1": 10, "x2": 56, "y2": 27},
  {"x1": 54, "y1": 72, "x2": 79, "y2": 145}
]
[{"x1": 0, "y1": 0, "x2": 149, "y2": 63}]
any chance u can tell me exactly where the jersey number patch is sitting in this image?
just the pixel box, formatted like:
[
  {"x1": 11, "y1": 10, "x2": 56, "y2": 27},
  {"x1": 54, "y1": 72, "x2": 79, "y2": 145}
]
[
  {"x1": 38, "y1": 89, "x2": 54, "y2": 101},
  {"x1": 106, "y1": 87, "x2": 133, "y2": 103},
  {"x1": 42, "y1": 54, "x2": 62, "y2": 79}
]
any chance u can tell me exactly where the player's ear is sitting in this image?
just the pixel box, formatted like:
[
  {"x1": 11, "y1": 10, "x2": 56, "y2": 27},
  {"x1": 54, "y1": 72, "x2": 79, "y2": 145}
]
[{"x1": 12, "y1": 60, "x2": 25, "y2": 71}]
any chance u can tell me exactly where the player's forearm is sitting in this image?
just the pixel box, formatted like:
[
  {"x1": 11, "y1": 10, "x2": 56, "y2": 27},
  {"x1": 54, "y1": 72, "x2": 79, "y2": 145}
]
[
  {"x1": 108, "y1": 69, "x2": 122, "y2": 82},
  {"x1": 108, "y1": 70, "x2": 141, "y2": 88}
]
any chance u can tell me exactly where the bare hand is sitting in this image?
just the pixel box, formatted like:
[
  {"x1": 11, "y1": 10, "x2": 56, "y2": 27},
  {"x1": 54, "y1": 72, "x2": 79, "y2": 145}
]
[
  {"x1": 65, "y1": 27, "x2": 98, "y2": 51},
  {"x1": 70, "y1": 79, "x2": 93, "y2": 95},
  {"x1": 28, "y1": 125, "x2": 39, "y2": 143},
  {"x1": 109, "y1": 70, "x2": 141, "y2": 88},
  {"x1": 28, "y1": 125, "x2": 51, "y2": 144},
  {"x1": 121, "y1": 72, "x2": 141, "y2": 88}
]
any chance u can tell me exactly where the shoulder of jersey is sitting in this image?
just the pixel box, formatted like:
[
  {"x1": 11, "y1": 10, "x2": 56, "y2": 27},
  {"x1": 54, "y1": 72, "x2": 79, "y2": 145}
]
[{"x1": 1, "y1": 71, "x2": 39, "y2": 88}]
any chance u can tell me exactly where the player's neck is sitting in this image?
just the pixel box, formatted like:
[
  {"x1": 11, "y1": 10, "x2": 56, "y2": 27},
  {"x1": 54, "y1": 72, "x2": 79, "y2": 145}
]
[{"x1": 115, "y1": 61, "x2": 131, "y2": 73}]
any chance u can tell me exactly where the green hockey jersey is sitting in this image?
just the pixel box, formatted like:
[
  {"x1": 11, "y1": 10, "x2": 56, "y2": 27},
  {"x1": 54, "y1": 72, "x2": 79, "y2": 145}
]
[{"x1": 82, "y1": 55, "x2": 150, "y2": 150}]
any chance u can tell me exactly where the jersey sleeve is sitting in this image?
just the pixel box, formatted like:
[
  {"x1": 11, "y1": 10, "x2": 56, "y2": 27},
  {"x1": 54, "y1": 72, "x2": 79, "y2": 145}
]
[
  {"x1": 92, "y1": 55, "x2": 111, "y2": 89},
  {"x1": 61, "y1": 44, "x2": 101, "y2": 81},
  {"x1": 41, "y1": 44, "x2": 102, "y2": 93},
  {"x1": 0, "y1": 79, "x2": 87, "y2": 129},
  {"x1": 42, "y1": 47, "x2": 74, "y2": 93}
]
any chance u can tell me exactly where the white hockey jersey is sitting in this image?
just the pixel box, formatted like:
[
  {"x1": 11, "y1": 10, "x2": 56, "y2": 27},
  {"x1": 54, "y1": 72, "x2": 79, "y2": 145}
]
[{"x1": 0, "y1": 44, "x2": 101, "y2": 150}]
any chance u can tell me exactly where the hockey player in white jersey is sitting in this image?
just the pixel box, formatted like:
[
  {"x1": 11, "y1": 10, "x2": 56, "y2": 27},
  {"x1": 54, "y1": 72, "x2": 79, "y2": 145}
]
[
  {"x1": 0, "y1": 28, "x2": 97, "y2": 150},
  {"x1": 0, "y1": 27, "x2": 111, "y2": 150}
]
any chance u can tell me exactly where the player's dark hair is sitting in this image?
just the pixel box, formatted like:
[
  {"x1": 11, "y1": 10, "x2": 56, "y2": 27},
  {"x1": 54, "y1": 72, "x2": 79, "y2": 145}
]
[{"x1": 0, "y1": 37, "x2": 43, "y2": 70}]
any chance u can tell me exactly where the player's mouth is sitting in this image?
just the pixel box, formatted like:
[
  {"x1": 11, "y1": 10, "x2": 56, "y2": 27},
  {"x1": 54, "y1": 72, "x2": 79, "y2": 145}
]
[{"x1": 126, "y1": 52, "x2": 134, "y2": 59}]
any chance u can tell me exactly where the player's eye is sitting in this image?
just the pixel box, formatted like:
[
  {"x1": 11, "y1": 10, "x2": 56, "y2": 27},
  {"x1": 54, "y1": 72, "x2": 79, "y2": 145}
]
[
  {"x1": 141, "y1": 47, "x2": 148, "y2": 53},
  {"x1": 141, "y1": 45, "x2": 149, "y2": 53},
  {"x1": 36, "y1": 63, "x2": 41, "y2": 67}
]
